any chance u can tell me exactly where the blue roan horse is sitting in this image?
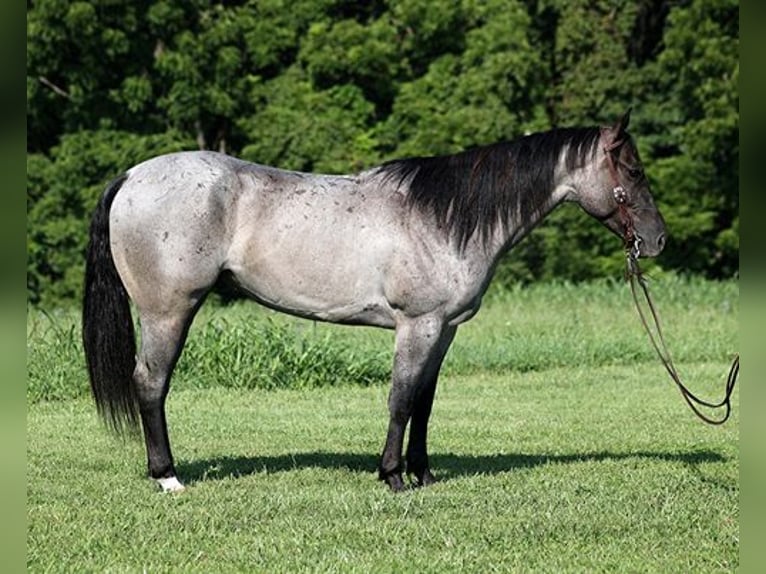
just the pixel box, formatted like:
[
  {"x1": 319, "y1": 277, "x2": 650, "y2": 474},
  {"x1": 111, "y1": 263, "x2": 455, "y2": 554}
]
[{"x1": 83, "y1": 111, "x2": 666, "y2": 492}]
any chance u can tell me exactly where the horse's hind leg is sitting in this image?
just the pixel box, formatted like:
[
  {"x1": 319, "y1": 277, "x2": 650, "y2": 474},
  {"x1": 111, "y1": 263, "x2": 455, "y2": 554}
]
[{"x1": 134, "y1": 305, "x2": 200, "y2": 492}]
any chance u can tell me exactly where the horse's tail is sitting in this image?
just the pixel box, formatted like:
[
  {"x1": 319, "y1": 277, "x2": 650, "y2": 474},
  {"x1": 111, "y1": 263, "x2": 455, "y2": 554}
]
[{"x1": 82, "y1": 173, "x2": 140, "y2": 435}]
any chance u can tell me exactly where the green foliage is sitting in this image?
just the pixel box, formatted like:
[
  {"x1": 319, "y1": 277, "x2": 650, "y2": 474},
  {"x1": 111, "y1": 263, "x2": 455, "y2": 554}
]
[
  {"x1": 27, "y1": 304, "x2": 392, "y2": 403},
  {"x1": 26, "y1": 0, "x2": 739, "y2": 306},
  {"x1": 379, "y1": 0, "x2": 546, "y2": 157},
  {"x1": 27, "y1": 0, "x2": 158, "y2": 148},
  {"x1": 300, "y1": 17, "x2": 400, "y2": 104},
  {"x1": 547, "y1": 0, "x2": 641, "y2": 121},
  {"x1": 238, "y1": 67, "x2": 378, "y2": 172},
  {"x1": 640, "y1": 0, "x2": 739, "y2": 277},
  {"x1": 27, "y1": 309, "x2": 88, "y2": 403},
  {"x1": 175, "y1": 315, "x2": 390, "y2": 391},
  {"x1": 27, "y1": 277, "x2": 738, "y2": 403}
]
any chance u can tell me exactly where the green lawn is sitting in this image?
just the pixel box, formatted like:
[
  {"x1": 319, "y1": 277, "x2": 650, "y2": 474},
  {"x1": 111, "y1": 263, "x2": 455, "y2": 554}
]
[{"x1": 27, "y1": 276, "x2": 739, "y2": 572}]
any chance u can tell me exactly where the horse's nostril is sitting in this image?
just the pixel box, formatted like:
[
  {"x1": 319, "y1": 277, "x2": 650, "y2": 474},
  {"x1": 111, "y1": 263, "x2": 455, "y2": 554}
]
[{"x1": 657, "y1": 233, "x2": 666, "y2": 251}]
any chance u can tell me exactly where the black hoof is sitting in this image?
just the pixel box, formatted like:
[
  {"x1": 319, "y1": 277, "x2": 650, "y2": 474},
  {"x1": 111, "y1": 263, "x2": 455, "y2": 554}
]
[
  {"x1": 413, "y1": 468, "x2": 437, "y2": 488},
  {"x1": 382, "y1": 472, "x2": 406, "y2": 492}
]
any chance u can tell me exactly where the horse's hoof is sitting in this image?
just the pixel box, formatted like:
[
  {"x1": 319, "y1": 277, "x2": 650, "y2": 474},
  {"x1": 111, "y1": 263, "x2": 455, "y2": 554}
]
[
  {"x1": 156, "y1": 476, "x2": 185, "y2": 493},
  {"x1": 414, "y1": 469, "x2": 437, "y2": 488},
  {"x1": 385, "y1": 473, "x2": 406, "y2": 493}
]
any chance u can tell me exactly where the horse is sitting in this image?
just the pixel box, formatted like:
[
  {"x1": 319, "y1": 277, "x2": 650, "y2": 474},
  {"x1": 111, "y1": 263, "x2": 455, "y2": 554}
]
[{"x1": 82, "y1": 111, "x2": 666, "y2": 493}]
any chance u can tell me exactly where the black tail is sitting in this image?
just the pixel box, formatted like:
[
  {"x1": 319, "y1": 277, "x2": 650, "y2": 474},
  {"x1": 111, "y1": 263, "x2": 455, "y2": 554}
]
[{"x1": 82, "y1": 173, "x2": 139, "y2": 435}]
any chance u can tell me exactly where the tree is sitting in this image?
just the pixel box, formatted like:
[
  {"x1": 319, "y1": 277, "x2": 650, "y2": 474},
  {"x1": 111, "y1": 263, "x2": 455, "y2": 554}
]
[
  {"x1": 641, "y1": 0, "x2": 738, "y2": 278},
  {"x1": 380, "y1": 0, "x2": 547, "y2": 158},
  {"x1": 26, "y1": 0, "x2": 739, "y2": 306},
  {"x1": 238, "y1": 67, "x2": 379, "y2": 173}
]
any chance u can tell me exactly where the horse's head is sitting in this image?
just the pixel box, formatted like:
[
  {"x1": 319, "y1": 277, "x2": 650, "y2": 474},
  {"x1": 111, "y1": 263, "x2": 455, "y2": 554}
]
[{"x1": 578, "y1": 110, "x2": 667, "y2": 258}]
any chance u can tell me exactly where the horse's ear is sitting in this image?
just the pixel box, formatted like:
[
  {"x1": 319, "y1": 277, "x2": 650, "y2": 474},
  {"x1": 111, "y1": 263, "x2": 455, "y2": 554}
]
[
  {"x1": 616, "y1": 108, "x2": 631, "y2": 132},
  {"x1": 601, "y1": 108, "x2": 632, "y2": 147}
]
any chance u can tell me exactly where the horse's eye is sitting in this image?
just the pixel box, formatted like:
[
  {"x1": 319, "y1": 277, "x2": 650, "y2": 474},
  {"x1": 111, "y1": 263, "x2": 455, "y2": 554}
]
[{"x1": 628, "y1": 167, "x2": 643, "y2": 179}]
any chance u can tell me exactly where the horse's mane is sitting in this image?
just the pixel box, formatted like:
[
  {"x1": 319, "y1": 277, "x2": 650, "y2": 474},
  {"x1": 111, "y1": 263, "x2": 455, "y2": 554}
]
[{"x1": 377, "y1": 126, "x2": 602, "y2": 248}]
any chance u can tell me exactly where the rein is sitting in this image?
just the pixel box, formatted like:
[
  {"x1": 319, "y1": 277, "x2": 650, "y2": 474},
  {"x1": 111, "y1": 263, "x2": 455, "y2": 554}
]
[{"x1": 605, "y1": 145, "x2": 739, "y2": 425}]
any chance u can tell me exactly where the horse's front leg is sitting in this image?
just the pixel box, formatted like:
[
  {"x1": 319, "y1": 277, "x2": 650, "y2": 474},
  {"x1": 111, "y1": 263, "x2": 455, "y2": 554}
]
[
  {"x1": 379, "y1": 315, "x2": 450, "y2": 492},
  {"x1": 405, "y1": 325, "x2": 456, "y2": 487}
]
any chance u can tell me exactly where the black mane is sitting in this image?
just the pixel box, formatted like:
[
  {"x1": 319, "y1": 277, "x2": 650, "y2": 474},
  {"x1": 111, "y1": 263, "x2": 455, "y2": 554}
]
[{"x1": 378, "y1": 127, "x2": 602, "y2": 248}]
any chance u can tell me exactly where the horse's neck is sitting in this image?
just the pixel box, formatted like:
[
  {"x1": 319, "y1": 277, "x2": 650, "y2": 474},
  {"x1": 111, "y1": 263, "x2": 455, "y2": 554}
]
[{"x1": 489, "y1": 177, "x2": 575, "y2": 259}]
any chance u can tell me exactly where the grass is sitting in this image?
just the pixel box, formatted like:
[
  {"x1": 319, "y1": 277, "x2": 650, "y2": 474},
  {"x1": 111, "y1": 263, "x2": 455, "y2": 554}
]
[
  {"x1": 27, "y1": 273, "x2": 738, "y2": 401},
  {"x1": 27, "y1": 275, "x2": 739, "y2": 572}
]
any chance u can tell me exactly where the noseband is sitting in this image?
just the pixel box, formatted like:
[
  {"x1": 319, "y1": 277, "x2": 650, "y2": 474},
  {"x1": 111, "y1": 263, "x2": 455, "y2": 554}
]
[{"x1": 603, "y1": 141, "x2": 738, "y2": 425}]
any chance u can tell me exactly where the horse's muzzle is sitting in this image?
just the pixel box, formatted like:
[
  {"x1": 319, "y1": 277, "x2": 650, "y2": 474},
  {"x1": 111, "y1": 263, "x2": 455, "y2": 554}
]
[{"x1": 636, "y1": 232, "x2": 665, "y2": 258}]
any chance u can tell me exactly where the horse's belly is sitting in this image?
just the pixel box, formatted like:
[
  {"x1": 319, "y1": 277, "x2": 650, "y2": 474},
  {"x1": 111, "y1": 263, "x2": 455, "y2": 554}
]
[{"x1": 225, "y1": 237, "x2": 397, "y2": 327}]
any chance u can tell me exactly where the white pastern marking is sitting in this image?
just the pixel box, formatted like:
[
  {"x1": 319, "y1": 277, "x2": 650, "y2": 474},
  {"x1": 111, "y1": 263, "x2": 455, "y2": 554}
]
[{"x1": 157, "y1": 476, "x2": 185, "y2": 493}]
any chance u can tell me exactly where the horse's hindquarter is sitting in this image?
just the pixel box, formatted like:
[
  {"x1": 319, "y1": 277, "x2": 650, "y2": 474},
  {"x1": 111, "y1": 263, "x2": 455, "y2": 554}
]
[{"x1": 109, "y1": 152, "x2": 239, "y2": 310}]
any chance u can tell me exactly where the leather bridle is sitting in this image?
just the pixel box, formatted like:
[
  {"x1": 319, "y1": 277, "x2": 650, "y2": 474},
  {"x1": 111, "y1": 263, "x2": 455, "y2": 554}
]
[
  {"x1": 604, "y1": 138, "x2": 641, "y2": 257},
  {"x1": 604, "y1": 141, "x2": 739, "y2": 425}
]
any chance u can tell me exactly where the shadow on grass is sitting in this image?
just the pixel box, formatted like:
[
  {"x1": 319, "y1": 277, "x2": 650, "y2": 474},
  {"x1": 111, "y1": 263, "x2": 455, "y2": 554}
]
[{"x1": 177, "y1": 449, "x2": 728, "y2": 486}]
